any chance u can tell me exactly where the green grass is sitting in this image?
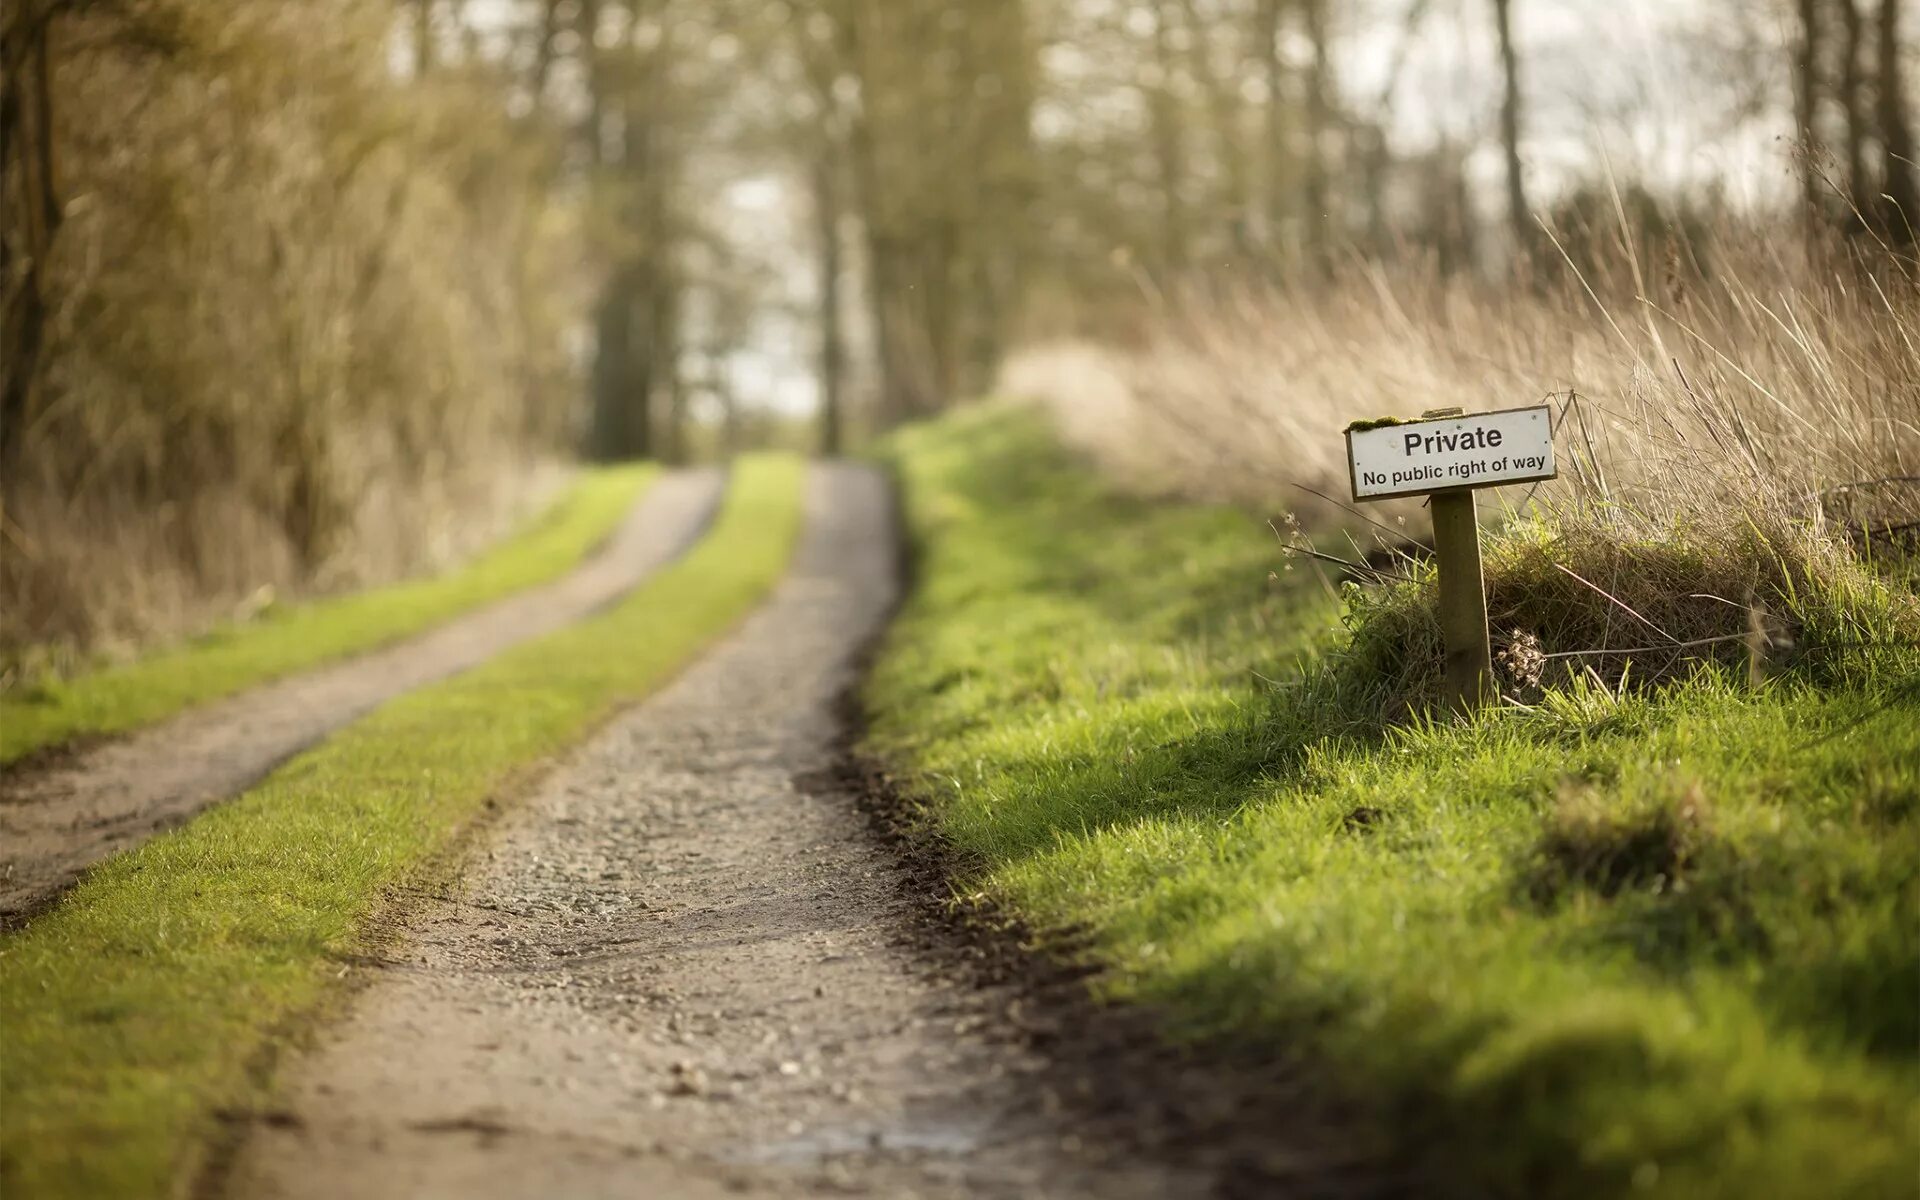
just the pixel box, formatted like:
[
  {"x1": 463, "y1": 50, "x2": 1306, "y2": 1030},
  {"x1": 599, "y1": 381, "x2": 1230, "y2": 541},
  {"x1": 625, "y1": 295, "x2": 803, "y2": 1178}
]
[
  {"x1": 0, "y1": 455, "x2": 803, "y2": 1199},
  {"x1": 865, "y1": 405, "x2": 1920, "y2": 1200},
  {"x1": 0, "y1": 465, "x2": 657, "y2": 765}
]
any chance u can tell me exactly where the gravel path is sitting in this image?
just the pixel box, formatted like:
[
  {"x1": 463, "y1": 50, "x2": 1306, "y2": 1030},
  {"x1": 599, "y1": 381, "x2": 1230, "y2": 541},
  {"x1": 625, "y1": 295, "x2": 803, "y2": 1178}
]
[
  {"x1": 0, "y1": 469, "x2": 724, "y2": 924},
  {"x1": 223, "y1": 463, "x2": 1209, "y2": 1200}
]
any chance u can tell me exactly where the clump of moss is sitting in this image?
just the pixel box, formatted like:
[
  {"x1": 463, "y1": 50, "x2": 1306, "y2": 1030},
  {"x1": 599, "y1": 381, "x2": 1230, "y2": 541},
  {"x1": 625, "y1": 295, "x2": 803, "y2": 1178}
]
[{"x1": 1524, "y1": 779, "x2": 1713, "y2": 904}]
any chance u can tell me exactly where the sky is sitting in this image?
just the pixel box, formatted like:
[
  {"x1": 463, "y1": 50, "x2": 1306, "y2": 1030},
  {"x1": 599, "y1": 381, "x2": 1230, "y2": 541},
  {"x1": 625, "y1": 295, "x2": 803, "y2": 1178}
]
[{"x1": 1355, "y1": 0, "x2": 1800, "y2": 206}]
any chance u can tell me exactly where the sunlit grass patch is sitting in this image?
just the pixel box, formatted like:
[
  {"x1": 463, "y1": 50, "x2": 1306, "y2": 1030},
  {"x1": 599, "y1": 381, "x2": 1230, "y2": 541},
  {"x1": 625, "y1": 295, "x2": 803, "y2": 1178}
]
[{"x1": 868, "y1": 406, "x2": 1920, "y2": 1199}]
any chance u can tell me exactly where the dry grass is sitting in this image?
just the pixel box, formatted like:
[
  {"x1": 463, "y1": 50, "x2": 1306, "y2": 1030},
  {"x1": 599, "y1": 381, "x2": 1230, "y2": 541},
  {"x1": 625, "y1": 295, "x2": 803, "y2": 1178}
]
[
  {"x1": 1006, "y1": 207, "x2": 1920, "y2": 704},
  {"x1": 1012, "y1": 225, "x2": 1919, "y2": 534},
  {"x1": 0, "y1": 0, "x2": 580, "y2": 661}
]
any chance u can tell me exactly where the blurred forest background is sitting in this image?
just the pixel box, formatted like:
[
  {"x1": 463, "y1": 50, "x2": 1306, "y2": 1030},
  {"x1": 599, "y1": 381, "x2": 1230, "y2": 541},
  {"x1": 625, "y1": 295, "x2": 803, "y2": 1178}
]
[{"x1": 1, "y1": 0, "x2": 1915, "y2": 659}]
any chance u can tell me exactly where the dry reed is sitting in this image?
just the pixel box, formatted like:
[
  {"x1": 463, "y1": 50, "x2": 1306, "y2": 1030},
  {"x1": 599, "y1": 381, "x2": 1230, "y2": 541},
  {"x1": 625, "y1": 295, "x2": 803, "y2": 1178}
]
[{"x1": 1006, "y1": 204, "x2": 1920, "y2": 708}]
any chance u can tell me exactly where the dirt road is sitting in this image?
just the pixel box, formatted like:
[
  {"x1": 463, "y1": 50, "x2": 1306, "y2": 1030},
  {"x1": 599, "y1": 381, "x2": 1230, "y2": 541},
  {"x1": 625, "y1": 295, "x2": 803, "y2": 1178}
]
[
  {"x1": 0, "y1": 470, "x2": 723, "y2": 924},
  {"x1": 221, "y1": 464, "x2": 1228, "y2": 1200}
]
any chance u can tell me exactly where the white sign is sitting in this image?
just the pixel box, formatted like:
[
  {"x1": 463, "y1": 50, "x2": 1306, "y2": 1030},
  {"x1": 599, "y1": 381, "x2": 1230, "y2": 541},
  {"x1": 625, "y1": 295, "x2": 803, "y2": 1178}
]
[{"x1": 1346, "y1": 406, "x2": 1556, "y2": 501}]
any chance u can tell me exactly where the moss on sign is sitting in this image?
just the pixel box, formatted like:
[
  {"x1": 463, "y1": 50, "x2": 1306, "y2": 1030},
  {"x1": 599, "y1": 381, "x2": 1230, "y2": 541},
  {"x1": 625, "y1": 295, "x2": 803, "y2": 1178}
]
[{"x1": 1345, "y1": 415, "x2": 1411, "y2": 433}]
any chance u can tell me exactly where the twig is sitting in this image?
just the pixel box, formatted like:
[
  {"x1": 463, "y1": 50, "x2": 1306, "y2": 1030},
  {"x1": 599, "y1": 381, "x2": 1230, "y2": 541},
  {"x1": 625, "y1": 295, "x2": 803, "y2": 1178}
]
[
  {"x1": 1686, "y1": 592, "x2": 1751, "y2": 610},
  {"x1": 1821, "y1": 475, "x2": 1920, "y2": 497},
  {"x1": 1540, "y1": 633, "x2": 1750, "y2": 659},
  {"x1": 1861, "y1": 519, "x2": 1920, "y2": 542},
  {"x1": 1545, "y1": 634, "x2": 1904, "y2": 662},
  {"x1": 1503, "y1": 390, "x2": 1576, "y2": 514},
  {"x1": 1280, "y1": 541, "x2": 1396, "y2": 582},
  {"x1": 1550, "y1": 562, "x2": 1679, "y2": 644},
  {"x1": 1287, "y1": 481, "x2": 1412, "y2": 545}
]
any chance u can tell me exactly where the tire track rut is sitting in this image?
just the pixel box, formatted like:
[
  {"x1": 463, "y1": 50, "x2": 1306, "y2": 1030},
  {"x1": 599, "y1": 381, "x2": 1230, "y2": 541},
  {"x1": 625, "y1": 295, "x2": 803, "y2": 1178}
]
[{"x1": 0, "y1": 469, "x2": 724, "y2": 924}]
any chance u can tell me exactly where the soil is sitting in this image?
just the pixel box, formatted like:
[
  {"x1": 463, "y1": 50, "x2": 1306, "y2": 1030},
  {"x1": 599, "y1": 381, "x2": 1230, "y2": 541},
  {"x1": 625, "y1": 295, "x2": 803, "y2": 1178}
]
[
  {"x1": 0, "y1": 469, "x2": 725, "y2": 925},
  {"x1": 219, "y1": 465, "x2": 1400, "y2": 1200}
]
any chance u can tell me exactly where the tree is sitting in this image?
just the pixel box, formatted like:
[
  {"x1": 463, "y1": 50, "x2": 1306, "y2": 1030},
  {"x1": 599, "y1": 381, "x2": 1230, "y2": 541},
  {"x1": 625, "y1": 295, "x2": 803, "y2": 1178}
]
[
  {"x1": 802, "y1": 0, "x2": 1036, "y2": 424},
  {"x1": 1794, "y1": 0, "x2": 1825, "y2": 218},
  {"x1": 813, "y1": 153, "x2": 847, "y2": 454},
  {"x1": 1257, "y1": 0, "x2": 1288, "y2": 252},
  {"x1": 1837, "y1": 0, "x2": 1871, "y2": 219},
  {"x1": 1876, "y1": 0, "x2": 1917, "y2": 241},
  {"x1": 0, "y1": 0, "x2": 66, "y2": 469},
  {"x1": 826, "y1": 0, "x2": 917, "y2": 423},
  {"x1": 583, "y1": 0, "x2": 697, "y2": 461},
  {"x1": 413, "y1": 0, "x2": 435, "y2": 75},
  {"x1": 1491, "y1": 0, "x2": 1532, "y2": 254},
  {"x1": 1300, "y1": 0, "x2": 1333, "y2": 263},
  {"x1": 1144, "y1": 2, "x2": 1188, "y2": 273},
  {"x1": 793, "y1": 6, "x2": 849, "y2": 454}
]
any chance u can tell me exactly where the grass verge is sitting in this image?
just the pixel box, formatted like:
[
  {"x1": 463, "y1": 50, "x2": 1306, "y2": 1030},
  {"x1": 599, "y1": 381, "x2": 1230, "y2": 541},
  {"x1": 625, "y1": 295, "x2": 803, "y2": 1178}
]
[
  {"x1": 0, "y1": 465, "x2": 656, "y2": 766},
  {"x1": 865, "y1": 405, "x2": 1920, "y2": 1200},
  {"x1": 0, "y1": 455, "x2": 802, "y2": 1198}
]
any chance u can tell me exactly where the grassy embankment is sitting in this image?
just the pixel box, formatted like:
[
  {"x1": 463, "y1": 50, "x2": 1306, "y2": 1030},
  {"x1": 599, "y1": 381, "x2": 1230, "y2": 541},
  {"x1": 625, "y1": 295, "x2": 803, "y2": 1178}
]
[
  {"x1": 0, "y1": 465, "x2": 654, "y2": 766},
  {"x1": 0, "y1": 456, "x2": 803, "y2": 1199},
  {"x1": 867, "y1": 406, "x2": 1920, "y2": 1200}
]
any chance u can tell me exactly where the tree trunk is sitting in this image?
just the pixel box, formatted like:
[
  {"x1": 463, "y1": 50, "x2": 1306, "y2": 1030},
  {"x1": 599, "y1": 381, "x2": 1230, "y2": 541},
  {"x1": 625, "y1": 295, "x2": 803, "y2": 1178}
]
[
  {"x1": 1146, "y1": 2, "x2": 1187, "y2": 275},
  {"x1": 864, "y1": 230, "x2": 911, "y2": 427},
  {"x1": 833, "y1": 2, "x2": 913, "y2": 428},
  {"x1": 662, "y1": 373, "x2": 688, "y2": 465},
  {"x1": 921, "y1": 216, "x2": 959, "y2": 408},
  {"x1": 586, "y1": 0, "x2": 682, "y2": 461},
  {"x1": 1258, "y1": 0, "x2": 1287, "y2": 258},
  {"x1": 0, "y1": 1, "x2": 64, "y2": 470},
  {"x1": 1878, "y1": 0, "x2": 1918, "y2": 242},
  {"x1": 644, "y1": 260, "x2": 677, "y2": 459},
  {"x1": 798, "y1": 10, "x2": 850, "y2": 449},
  {"x1": 529, "y1": 0, "x2": 563, "y2": 106},
  {"x1": 1491, "y1": 0, "x2": 1531, "y2": 255},
  {"x1": 814, "y1": 156, "x2": 846, "y2": 455},
  {"x1": 1176, "y1": 0, "x2": 1249, "y2": 245},
  {"x1": 590, "y1": 274, "x2": 640, "y2": 460},
  {"x1": 414, "y1": 0, "x2": 434, "y2": 76},
  {"x1": 1794, "y1": 0, "x2": 1824, "y2": 219},
  {"x1": 1359, "y1": 125, "x2": 1390, "y2": 254},
  {"x1": 1838, "y1": 0, "x2": 1871, "y2": 221},
  {"x1": 951, "y1": 0, "x2": 1035, "y2": 396},
  {"x1": 579, "y1": 0, "x2": 604, "y2": 167},
  {"x1": 716, "y1": 365, "x2": 740, "y2": 458},
  {"x1": 1301, "y1": 0, "x2": 1331, "y2": 265}
]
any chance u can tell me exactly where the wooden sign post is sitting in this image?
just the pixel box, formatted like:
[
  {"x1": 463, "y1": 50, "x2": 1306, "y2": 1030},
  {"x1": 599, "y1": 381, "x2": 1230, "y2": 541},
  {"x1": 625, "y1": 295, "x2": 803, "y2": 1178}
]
[{"x1": 1345, "y1": 405, "x2": 1557, "y2": 713}]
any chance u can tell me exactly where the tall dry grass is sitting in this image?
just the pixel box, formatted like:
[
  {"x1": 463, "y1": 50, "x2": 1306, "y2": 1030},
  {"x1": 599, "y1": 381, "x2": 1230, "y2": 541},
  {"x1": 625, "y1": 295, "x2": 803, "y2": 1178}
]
[
  {"x1": 1006, "y1": 208, "x2": 1920, "y2": 706},
  {"x1": 0, "y1": 0, "x2": 580, "y2": 666}
]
